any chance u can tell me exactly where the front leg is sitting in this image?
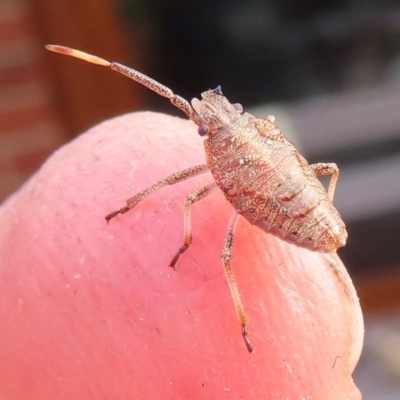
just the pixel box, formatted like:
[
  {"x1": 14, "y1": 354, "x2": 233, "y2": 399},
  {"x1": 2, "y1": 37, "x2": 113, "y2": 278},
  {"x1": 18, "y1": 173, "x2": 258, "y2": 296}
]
[
  {"x1": 310, "y1": 163, "x2": 339, "y2": 202},
  {"x1": 105, "y1": 164, "x2": 209, "y2": 222}
]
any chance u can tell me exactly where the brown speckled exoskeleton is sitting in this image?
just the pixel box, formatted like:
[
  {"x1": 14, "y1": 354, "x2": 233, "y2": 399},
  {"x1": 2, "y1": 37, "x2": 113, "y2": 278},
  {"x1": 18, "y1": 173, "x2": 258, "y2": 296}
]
[{"x1": 46, "y1": 45, "x2": 348, "y2": 353}]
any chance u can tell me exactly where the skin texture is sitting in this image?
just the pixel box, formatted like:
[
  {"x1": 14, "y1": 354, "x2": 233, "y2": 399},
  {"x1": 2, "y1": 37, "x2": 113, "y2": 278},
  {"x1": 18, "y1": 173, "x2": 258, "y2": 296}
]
[{"x1": 0, "y1": 112, "x2": 363, "y2": 399}]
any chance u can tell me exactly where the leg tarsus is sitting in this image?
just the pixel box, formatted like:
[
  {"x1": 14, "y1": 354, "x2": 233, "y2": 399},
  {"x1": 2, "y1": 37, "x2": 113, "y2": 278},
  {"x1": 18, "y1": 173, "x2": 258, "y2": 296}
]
[
  {"x1": 105, "y1": 206, "x2": 130, "y2": 223},
  {"x1": 105, "y1": 211, "x2": 119, "y2": 223},
  {"x1": 169, "y1": 243, "x2": 189, "y2": 269},
  {"x1": 242, "y1": 324, "x2": 254, "y2": 353}
]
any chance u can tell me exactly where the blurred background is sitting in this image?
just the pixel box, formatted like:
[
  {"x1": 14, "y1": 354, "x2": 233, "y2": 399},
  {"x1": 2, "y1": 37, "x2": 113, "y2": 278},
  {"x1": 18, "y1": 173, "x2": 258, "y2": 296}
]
[{"x1": 1, "y1": 0, "x2": 400, "y2": 397}]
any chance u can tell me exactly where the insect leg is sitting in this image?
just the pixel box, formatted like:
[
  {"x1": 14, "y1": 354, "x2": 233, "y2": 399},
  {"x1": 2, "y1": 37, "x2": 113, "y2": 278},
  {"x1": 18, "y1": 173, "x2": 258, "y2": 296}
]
[
  {"x1": 310, "y1": 162, "x2": 339, "y2": 202},
  {"x1": 105, "y1": 165, "x2": 209, "y2": 222},
  {"x1": 221, "y1": 212, "x2": 253, "y2": 353},
  {"x1": 170, "y1": 183, "x2": 217, "y2": 269}
]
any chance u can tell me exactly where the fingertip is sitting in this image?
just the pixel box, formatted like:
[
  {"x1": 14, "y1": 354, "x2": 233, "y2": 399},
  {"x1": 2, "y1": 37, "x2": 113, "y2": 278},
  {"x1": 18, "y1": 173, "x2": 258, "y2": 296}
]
[{"x1": 0, "y1": 112, "x2": 363, "y2": 399}]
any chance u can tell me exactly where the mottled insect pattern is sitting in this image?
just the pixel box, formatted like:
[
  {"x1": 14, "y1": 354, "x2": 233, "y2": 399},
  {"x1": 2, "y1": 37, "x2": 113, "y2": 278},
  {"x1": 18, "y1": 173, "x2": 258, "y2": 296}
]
[{"x1": 46, "y1": 45, "x2": 347, "y2": 353}]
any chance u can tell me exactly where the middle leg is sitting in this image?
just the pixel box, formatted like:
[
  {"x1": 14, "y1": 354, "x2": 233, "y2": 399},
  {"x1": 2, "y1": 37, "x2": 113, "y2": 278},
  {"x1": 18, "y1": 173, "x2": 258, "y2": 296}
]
[{"x1": 170, "y1": 183, "x2": 218, "y2": 269}]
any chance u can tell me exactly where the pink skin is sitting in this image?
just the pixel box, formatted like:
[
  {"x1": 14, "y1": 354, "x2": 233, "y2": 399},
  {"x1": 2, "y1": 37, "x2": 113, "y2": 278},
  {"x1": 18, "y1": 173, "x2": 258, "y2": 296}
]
[{"x1": 0, "y1": 112, "x2": 363, "y2": 399}]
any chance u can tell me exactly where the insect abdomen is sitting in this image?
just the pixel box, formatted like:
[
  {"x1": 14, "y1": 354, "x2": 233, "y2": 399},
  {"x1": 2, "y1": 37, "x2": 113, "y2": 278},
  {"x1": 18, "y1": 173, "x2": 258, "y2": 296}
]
[
  {"x1": 207, "y1": 136, "x2": 347, "y2": 253},
  {"x1": 252, "y1": 200, "x2": 346, "y2": 252}
]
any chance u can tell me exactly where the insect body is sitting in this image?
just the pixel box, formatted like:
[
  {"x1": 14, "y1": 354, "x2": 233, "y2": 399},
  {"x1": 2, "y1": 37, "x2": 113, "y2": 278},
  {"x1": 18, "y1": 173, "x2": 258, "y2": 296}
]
[{"x1": 47, "y1": 45, "x2": 347, "y2": 353}]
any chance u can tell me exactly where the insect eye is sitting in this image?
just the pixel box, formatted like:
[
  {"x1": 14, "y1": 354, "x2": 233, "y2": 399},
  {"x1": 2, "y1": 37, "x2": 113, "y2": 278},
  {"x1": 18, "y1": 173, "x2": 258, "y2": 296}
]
[
  {"x1": 232, "y1": 103, "x2": 243, "y2": 113},
  {"x1": 198, "y1": 124, "x2": 210, "y2": 136}
]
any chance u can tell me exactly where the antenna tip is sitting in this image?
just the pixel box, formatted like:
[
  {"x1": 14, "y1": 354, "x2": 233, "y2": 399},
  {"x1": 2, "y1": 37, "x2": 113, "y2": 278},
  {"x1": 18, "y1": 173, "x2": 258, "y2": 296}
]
[{"x1": 45, "y1": 44, "x2": 111, "y2": 67}]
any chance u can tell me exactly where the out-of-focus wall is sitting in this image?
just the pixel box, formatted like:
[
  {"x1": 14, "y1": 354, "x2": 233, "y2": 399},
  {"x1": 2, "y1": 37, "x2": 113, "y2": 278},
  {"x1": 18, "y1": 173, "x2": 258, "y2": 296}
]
[{"x1": 0, "y1": 0, "x2": 66, "y2": 201}]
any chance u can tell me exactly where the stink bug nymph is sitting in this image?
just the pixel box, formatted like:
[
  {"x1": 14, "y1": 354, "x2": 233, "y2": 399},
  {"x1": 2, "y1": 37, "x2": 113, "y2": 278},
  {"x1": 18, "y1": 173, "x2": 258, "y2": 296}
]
[{"x1": 46, "y1": 45, "x2": 347, "y2": 353}]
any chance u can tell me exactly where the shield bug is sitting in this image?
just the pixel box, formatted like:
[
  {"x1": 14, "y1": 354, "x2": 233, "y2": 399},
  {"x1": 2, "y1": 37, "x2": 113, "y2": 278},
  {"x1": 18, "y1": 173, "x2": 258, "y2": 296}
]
[{"x1": 46, "y1": 45, "x2": 348, "y2": 353}]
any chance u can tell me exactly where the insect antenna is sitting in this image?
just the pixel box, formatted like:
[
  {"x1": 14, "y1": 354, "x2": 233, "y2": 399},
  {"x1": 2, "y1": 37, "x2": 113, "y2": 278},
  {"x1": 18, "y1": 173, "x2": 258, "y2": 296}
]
[{"x1": 46, "y1": 45, "x2": 198, "y2": 121}]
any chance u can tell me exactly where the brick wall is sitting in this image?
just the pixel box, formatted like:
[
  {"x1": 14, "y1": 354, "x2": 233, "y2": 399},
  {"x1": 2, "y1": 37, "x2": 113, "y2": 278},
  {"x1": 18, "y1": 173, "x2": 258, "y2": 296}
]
[{"x1": 0, "y1": 0, "x2": 66, "y2": 202}]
